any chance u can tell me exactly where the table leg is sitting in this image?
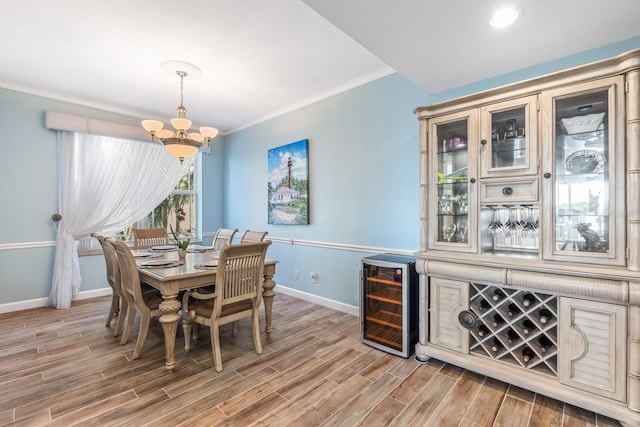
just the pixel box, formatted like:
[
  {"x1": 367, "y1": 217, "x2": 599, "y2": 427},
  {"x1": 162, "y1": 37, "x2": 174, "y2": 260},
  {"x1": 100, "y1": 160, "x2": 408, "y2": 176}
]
[
  {"x1": 158, "y1": 293, "x2": 181, "y2": 371},
  {"x1": 262, "y1": 264, "x2": 276, "y2": 333}
]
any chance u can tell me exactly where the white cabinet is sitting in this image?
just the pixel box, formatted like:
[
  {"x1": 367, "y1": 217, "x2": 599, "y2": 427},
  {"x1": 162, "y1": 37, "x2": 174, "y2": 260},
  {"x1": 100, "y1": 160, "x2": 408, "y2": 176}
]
[
  {"x1": 415, "y1": 49, "x2": 640, "y2": 427},
  {"x1": 422, "y1": 79, "x2": 626, "y2": 263}
]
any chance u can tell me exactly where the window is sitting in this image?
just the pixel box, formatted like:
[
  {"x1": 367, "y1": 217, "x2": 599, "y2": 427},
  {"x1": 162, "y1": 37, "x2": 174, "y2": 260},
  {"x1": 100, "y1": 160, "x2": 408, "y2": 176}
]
[
  {"x1": 120, "y1": 155, "x2": 199, "y2": 242},
  {"x1": 78, "y1": 154, "x2": 201, "y2": 253}
]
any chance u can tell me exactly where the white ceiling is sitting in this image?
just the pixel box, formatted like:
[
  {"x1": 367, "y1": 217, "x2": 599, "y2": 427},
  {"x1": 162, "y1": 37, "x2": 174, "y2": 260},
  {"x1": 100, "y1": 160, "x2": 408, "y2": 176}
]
[
  {"x1": 0, "y1": 0, "x2": 638, "y2": 134},
  {"x1": 303, "y1": 0, "x2": 640, "y2": 94}
]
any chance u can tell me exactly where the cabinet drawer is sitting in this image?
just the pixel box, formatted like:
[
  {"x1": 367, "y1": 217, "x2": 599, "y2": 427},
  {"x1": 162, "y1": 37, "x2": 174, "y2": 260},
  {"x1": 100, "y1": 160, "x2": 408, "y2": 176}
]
[{"x1": 481, "y1": 178, "x2": 538, "y2": 203}]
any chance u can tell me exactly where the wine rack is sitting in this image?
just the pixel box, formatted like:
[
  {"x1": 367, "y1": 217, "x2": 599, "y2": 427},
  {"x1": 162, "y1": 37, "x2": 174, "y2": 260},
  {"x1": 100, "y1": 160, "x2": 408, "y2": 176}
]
[{"x1": 468, "y1": 283, "x2": 558, "y2": 377}]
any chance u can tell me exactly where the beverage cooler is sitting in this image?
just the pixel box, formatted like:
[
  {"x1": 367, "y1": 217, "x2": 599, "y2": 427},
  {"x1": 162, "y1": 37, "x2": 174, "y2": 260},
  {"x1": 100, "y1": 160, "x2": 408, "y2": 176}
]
[{"x1": 360, "y1": 254, "x2": 418, "y2": 357}]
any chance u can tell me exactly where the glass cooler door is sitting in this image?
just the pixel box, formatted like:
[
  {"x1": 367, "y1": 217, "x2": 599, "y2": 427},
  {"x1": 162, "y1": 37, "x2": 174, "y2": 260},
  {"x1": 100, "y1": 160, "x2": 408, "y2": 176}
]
[{"x1": 362, "y1": 263, "x2": 404, "y2": 354}]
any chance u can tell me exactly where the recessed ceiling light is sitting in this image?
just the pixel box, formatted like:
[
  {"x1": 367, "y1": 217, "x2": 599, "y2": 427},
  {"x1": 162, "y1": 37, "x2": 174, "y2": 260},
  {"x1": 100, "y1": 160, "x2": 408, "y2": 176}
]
[{"x1": 490, "y1": 7, "x2": 521, "y2": 28}]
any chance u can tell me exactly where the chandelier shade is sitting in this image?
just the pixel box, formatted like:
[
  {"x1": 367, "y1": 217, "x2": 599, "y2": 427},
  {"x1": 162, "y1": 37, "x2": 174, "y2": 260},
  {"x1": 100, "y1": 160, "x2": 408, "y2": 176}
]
[
  {"x1": 141, "y1": 61, "x2": 218, "y2": 162},
  {"x1": 163, "y1": 138, "x2": 200, "y2": 159}
]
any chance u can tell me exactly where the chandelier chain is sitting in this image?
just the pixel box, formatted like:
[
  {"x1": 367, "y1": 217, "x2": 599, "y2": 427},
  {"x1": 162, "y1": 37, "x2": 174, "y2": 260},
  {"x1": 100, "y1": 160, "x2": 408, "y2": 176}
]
[{"x1": 178, "y1": 71, "x2": 186, "y2": 111}]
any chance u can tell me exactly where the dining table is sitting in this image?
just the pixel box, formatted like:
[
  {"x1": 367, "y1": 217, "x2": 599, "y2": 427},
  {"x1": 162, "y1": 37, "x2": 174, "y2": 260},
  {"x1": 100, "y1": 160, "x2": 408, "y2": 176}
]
[{"x1": 134, "y1": 246, "x2": 278, "y2": 371}]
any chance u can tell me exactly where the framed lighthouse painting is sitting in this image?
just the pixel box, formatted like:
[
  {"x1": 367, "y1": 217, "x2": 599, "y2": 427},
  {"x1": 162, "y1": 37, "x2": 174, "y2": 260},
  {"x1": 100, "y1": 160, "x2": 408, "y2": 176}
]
[{"x1": 268, "y1": 139, "x2": 309, "y2": 225}]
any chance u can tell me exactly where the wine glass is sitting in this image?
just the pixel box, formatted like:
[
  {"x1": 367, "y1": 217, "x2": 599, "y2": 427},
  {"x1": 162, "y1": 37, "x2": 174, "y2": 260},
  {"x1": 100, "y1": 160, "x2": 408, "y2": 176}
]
[
  {"x1": 457, "y1": 222, "x2": 468, "y2": 243},
  {"x1": 522, "y1": 206, "x2": 539, "y2": 239},
  {"x1": 487, "y1": 207, "x2": 503, "y2": 237},
  {"x1": 438, "y1": 195, "x2": 452, "y2": 214},
  {"x1": 530, "y1": 206, "x2": 540, "y2": 238},
  {"x1": 442, "y1": 223, "x2": 457, "y2": 242},
  {"x1": 504, "y1": 206, "x2": 519, "y2": 238},
  {"x1": 457, "y1": 193, "x2": 469, "y2": 215},
  {"x1": 516, "y1": 206, "x2": 527, "y2": 236}
]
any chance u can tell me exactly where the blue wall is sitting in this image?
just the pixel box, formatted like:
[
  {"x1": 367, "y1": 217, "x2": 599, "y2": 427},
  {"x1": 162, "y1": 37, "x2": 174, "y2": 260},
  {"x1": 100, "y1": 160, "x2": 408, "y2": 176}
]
[
  {"x1": 220, "y1": 36, "x2": 640, "y2": 309},
  {"x1": 223, "y1": 74, "x2": 427, "y2": 307},
  {"x1": 0, "y1": 88, "x2": 226, "y2": 306},
  {"x1": 1, "y1": 36, "x2": 639, "y2": 310}
]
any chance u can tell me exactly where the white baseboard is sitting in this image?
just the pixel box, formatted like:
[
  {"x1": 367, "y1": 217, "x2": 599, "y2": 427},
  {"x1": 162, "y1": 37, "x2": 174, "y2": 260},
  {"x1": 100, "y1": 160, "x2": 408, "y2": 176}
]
[
  {"x1": 0, "y1": 285, "x2": 358, "y2": 318},
  {"x1": 0, "y1": 287, "x2": 112, "y2": 314},
  {"x1": 275, "y1": 284, "x2": 359, "y2": 317}
]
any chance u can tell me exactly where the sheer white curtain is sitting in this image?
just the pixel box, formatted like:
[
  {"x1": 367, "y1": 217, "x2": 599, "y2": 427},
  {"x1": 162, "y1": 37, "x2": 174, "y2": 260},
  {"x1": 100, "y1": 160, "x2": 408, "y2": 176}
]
[{"x1": 49, "y1": 132, "x2": 187, "y2": 309}]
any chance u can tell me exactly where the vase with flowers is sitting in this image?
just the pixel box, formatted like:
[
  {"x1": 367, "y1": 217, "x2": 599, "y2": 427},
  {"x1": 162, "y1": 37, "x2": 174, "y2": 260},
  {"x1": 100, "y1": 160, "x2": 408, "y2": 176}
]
[{"x1": 170, "y1": 223, "x2": 190, "y2": 260}]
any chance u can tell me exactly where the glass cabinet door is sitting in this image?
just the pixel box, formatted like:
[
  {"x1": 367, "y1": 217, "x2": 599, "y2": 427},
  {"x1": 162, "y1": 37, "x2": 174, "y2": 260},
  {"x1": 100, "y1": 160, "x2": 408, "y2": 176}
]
[
  {"x1": 480, "y1": 96, "x2": 538, "y2": 178},
  {"x1": 429, "y1": 110, "x2": 477, "y2": 253},
  {"x1": 541, "y1": 76, "x2": 625, "y2": 266}
]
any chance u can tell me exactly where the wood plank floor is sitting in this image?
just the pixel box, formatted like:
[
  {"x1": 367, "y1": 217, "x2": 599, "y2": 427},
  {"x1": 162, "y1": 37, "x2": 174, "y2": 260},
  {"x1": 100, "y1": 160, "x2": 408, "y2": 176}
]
[{"x1": 0, "y1": 293, "x2": 623, "y2": 426}]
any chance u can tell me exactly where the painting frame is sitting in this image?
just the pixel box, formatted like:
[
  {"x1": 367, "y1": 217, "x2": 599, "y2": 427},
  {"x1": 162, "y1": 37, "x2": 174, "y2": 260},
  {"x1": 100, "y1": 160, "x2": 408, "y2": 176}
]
[{"x1": 267, "y1": 139, "x2": 309, "y2": 225}]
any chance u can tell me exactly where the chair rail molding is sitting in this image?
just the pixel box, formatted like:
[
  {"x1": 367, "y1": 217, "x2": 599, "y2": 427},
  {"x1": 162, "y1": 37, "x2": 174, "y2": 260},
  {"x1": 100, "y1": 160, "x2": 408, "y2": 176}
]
[
  {"x1": 268, "y1": 235, "x2": 416, "y2": 257},
  {"x1": 1, "y1": 235, "x2": 416, "y2": 258},
  {"x1": 0, "y1": 241, "x2": 55, "y2": 250}
]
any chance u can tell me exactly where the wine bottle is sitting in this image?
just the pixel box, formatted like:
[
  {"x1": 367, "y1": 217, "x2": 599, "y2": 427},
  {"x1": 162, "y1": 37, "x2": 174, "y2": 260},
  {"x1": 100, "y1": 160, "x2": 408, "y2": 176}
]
[
  {"x1": 522, "y1": 319, "x2": 534, "y2": 335},
  {"x1": 393, "y1": 269, "x2": 402, "y2": 283},
  {"x1": 492, "y1": 289, "x2": 506, "y2": 302},
  {"x1": 522, "y1": 293, "x2": 536, "y2": 307},
  {"x1": 491, "y1": 338, "x2": 502, "y2": 353},
  {"x1": 522, "y1": 346, "x2": 534, "y2": 363},
  {"x1": 492, "y1": 314, "x2": 505, "y2": 328},
  {"x1": 478, "y1": 324, "x2": 490, "y2": 337},
  {"x1": 507, "y1": 329, "x2": 519, "y2": 345},
  {"x1": 538, "y1": 335, "x2": 553, "y2": 353},
  {"x1": 507, "y1": 303, "x2": 519, "y2": 317},
  {"x1": 538, "y1": 308, "x2": 553, "y2": 324},
  {"x1": 478, "y1": 299, "x2": 490, "y2": 312}
]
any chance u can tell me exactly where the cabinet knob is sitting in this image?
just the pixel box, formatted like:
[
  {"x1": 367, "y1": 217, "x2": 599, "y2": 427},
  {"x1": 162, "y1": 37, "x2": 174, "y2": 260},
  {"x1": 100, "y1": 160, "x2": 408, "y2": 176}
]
[
  {"x1": 470, "y1": 178, "x2": 476, "y2": 184},
  {"x1": 502, "y1": 186, "x2": 514, "y2": 196},
  {"x1": 480, "y1": 139, "x2": 487, "y2": 146},
  {"x1": 544, "y1": 172, "x2": 552, "y2": 179}
]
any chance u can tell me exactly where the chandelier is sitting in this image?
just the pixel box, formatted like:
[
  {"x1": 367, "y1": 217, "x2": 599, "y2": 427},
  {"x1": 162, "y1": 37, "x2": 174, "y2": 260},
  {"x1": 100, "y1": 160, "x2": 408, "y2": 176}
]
[{"x1": 141, "y1": 61, "x2": 218, "y2": 163}]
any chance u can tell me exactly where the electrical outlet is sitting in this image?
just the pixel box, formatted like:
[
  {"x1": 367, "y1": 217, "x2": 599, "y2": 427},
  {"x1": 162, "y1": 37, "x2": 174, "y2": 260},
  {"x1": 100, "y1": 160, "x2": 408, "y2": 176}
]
[
  {"x1": 310, "y1": 272, "x2": 317, "y2": 284},
  {"x1": 294, "y1": 270, "x2": 300, "y2": 280}
]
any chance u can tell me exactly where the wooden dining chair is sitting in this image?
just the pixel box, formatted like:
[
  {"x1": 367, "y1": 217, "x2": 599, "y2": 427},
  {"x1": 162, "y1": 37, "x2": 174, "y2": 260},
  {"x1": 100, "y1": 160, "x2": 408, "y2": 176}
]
[
  {"x1": 182, "y1": 240, "x2": 272, "y2": 372},
  {"x1": 110, "y1": 239, "x2": 164, "y2": 359},
  {"x1": 240, "y1": 230, "x2": 268, "y2": 243},
  {"x1": 133, "y1": 228, "x2": 169, "y2": 250},
  {"x1": 224, "y1": 231, "x2": 267, "y2": 335},
  {"x1": 211, "y1": 228, "x2": 238, "y2": 250},
  {"x1": 92, "y1": 233, "x2": 127, "y2": 336}
]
